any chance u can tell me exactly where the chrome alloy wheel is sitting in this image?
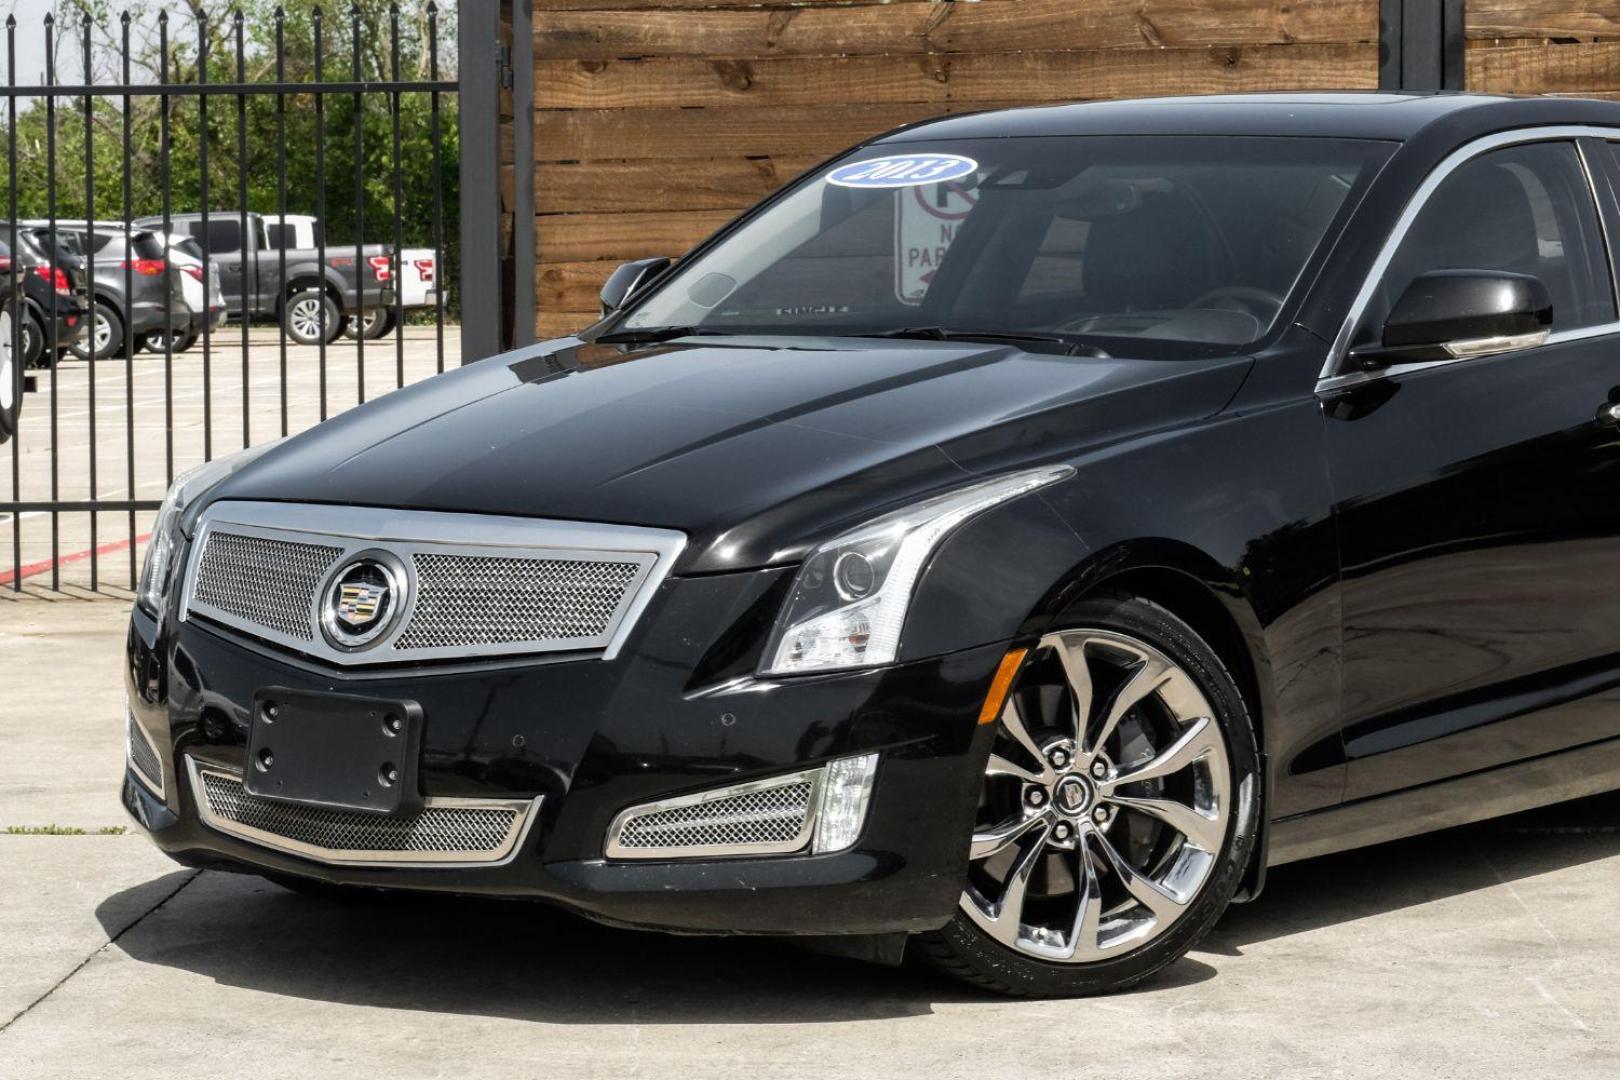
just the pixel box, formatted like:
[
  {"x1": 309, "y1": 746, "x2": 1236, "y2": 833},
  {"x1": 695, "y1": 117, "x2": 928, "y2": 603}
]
[
  {"x1": 960, "y1": 629, "x2": 1232, "y2": 963},
  {"x1": 92, "y1": 310, "x2": 113, "y2": 353},
  {"x1": 289, "y1": 296, "x2": 327, "y2": 340}
]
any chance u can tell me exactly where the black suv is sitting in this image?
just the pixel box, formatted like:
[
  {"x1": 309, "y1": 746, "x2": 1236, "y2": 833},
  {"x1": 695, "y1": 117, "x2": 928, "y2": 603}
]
[{"x1": 122, "y1": 93, "x2": 1620, "y2": 996}]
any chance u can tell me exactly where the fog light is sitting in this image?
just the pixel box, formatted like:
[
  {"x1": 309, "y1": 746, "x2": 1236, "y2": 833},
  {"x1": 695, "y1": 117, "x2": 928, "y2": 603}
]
[{"x1": 812, "y1": 753, "x2": 878, "y2": 854}]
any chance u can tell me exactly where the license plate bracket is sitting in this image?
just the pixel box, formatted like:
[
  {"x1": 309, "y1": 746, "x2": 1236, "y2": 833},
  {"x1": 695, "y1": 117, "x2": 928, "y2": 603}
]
[{"x1": 244, "y1": 688, "x2": 423, "y2": 814}]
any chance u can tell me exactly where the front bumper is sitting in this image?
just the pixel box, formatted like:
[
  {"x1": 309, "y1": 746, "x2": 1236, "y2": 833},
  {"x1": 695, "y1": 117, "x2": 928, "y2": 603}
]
[{"x1": 124, "y1": 568, "x2": 1005, "y2": 936}]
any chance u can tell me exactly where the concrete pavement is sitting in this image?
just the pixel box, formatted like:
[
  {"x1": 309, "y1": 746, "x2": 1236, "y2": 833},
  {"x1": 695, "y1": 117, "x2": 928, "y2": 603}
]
[{"x1": 3, "y1": 598, "x2": 1619, "y2": 1079}]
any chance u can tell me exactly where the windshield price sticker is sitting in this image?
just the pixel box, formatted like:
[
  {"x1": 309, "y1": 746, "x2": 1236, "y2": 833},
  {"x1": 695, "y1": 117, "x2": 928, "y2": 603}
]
[{"x1": 826, "y1": 154, "x2": 979, "y2": 189}]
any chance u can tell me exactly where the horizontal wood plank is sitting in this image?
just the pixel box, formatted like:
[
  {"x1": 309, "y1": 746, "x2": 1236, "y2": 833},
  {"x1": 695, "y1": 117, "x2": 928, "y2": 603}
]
[
  {"x1": 534, "y1": 0, "x2": 1376, "y2": 59},
  {"x1": 535, "y1": 156, "x2": 823, "y2": 213},
  {"x1": 539, "y1": 260, "x2": 628, "y2": 310},
  {"x1": 535, "y1": 0, "x2": 1016, "y2": 11},
  {"x1": 537, "y1": 310, "x2": 600, "y2": 338},
  {"x1": 537, "y1": 53, "x2": 950, "y2": 109},
  {"x1": 535, "y1": 44, "x2": 1377, "y2": 110},
  {"x1": 527, "y1": 101, "x2": 1023, "y2": 160},
  {"x1": 1468, "y1": 1, "x2": 1620, "y2": 40},
  {"x1": 539, "y1": 209, "x2": 737, "y2": 261},
  {"x1": 1468, "y1": 41, "x2": 1620, "y2": 94}
]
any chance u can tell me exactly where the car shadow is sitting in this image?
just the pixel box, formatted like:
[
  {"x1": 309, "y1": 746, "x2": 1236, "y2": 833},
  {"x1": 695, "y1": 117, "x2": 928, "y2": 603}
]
[
  {"x1": 96, "y1": 791, "x2": 1618, "y2": 1022},
  {"x1": 1202, "y1": 788, "x2": 1620, "y2": 956}
]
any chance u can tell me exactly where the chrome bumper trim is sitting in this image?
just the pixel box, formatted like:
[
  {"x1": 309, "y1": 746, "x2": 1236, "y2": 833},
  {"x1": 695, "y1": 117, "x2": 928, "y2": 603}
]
[{"x1": 185, "y1": 756, "x2": 542, "y2": 868}]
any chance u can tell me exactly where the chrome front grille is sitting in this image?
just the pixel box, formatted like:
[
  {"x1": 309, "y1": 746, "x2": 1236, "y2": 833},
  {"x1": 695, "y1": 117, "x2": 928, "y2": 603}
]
[
  {"x1": 181, "y1": 502, "x2": 685, "y2": 666},
  {"x1": 126, "y1": 711, "x2": 164, "y2": 796},
  {"x1": 189, "y1": 760, "x2": 538, "y2": 866},
  {"x1": 607, "y1": 771, "x2": 823, "y2": 859},
  {"x1": 191, "y1": 530, "x2": 341, "y2": 640},
  {"x1": 394, "y1": 552, "x2": 643, "y2": 650}
]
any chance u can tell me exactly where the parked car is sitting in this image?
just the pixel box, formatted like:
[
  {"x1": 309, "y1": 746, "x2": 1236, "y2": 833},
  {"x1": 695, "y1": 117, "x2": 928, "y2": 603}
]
[
  {"x1": 134, "y1": 211, "x2": 395, "y2": 346},
  {"x1": 18, "y1": 221, "x2": 190, "y2": 361},
  {"x1": 140, "y1": 232, "x2": 227, "y2": 354},
  {"x1": 123, "y1": 92, "x2": 1620, "y2": 998},
  {"x1": 264, "y1": 213, "x2": 437, "y2": 340},
  {"x1": 0, "y1": 227, "x2": 88, "y2": 364}
]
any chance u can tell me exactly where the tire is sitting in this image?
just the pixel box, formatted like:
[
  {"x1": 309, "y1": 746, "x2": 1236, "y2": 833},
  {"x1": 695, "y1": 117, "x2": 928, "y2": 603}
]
[
  {"x1": 69, "y1": 299, "x2": 125, "y2": 361},
  {"x1": 0, "y1": 304, "x2": 21, "y2": 440},
  {"x1": 915, "y1": 592, "x2": 1261, "y2": 997},
  {"x1": 343, "y1": 306, "x2": 397, "y2": 341},
  {"x1": 282, "y1": 288, "x2": 342, "y2": 346},
  {"x1": 141, "y1": 328, "x2": 195, "y2": 354},
  {"x1": 17, "y1": 310, "x2": 43, "y2": 367}
]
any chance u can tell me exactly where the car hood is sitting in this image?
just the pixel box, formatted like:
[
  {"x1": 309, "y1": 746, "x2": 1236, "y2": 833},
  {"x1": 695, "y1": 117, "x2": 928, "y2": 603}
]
[{"x1": 208, "y1": 335, "x2": 1253, "y2": 572}]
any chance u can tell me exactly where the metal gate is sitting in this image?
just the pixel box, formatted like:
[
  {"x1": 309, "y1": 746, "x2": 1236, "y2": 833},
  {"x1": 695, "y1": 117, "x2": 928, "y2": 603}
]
[{"x1": 0, "y1": 2, "x2": 475, "y2": 595}]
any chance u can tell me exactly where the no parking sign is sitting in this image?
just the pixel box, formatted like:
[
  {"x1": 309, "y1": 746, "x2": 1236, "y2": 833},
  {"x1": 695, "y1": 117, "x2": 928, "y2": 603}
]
[{"x1": 894, "y1": 179, "x2": 978, "y2": 304}]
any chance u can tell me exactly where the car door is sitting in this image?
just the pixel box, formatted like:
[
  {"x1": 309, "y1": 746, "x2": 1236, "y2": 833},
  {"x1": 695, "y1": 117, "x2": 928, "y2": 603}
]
[
  {"x1": 1322, "y1": 137, "x2": 1620, "y2": 802},
  {"x1": 195, "y1": 218, "x2": 246, "y2": 310}
]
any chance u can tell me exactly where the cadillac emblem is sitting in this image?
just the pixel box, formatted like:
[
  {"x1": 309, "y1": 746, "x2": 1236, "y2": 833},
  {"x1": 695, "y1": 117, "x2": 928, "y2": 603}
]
[{"x1": 320, "y1": 555, "x2": 406, "y2": 649}]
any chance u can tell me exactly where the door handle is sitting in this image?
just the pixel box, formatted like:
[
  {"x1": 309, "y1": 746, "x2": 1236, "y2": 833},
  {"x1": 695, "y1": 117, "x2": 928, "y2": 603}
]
[{"x1": 1600, "y1": 402, "x2": 1620, "y2": 426}]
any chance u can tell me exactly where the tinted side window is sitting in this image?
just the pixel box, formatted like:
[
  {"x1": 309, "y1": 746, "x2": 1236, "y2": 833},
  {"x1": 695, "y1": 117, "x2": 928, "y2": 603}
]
[
  {"x1": 129, "y1": 233, "x2": 167, "y2": 260},
  {"x1": 202, "y1": 219, "x2": 242, "y2": 255},
  {"x1": 266, "y1": 224, "x2": 291, "y2": 250},
  {"x1": 1374, "y1": 142, "x2": 1614, "y2": 335}
]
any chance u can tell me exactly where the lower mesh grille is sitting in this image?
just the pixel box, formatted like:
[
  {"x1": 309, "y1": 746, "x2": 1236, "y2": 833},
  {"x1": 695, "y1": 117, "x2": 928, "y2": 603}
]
[
  {"x1": 610, "y1": 775, "x2": 818, "y2": 857},
  {"x1": 127, "y1": 712, "x2": 164, "y2": 794},
  {"x1": 190, "y1": 763, "x2": 535, "y2": 865}
]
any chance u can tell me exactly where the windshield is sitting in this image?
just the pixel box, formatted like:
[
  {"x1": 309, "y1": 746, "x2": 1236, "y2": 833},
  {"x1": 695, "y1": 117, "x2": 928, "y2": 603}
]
[{"x1": 618, "y1": 135, "x2": 1392, "y2": 357}]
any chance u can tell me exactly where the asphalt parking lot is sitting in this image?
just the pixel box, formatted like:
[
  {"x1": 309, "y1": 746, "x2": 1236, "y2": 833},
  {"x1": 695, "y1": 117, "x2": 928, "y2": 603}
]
[
  {"x1": 2, "y1": 598, "x2": 1619, "y2": 1079},
  {"x1": 1, "y1": 325, "x2": 459, "y2": 595}
]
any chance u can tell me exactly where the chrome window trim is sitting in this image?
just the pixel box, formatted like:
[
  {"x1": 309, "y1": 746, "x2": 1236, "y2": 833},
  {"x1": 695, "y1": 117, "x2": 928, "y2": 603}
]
[
  {"x1": 604, "y1": 767, "x2": 827, "y2": 861},
  {"x1": 179, "y1": 501, "x2": 686, "y2": 666},
  {"x1": 186, "y1": 756, "x2": 543, "y2": 868},
  {"x1": 1317, "y1": 320, "x2": 1620, "y2": 393},
  {"x1": 1318, "y1": 125, "x2": 1620, "y2": 393}
]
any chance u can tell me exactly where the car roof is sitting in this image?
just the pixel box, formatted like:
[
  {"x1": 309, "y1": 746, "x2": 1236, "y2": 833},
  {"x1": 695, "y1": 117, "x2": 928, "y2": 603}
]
[{"x1": 878, "y1": 92, "x2": 1620, "y2": 144}]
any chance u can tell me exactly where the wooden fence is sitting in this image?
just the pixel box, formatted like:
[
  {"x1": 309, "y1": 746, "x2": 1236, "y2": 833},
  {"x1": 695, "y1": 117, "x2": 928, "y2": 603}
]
[{"x1": 1468, "y1": 1, "x2": 1620, "y2": 98}]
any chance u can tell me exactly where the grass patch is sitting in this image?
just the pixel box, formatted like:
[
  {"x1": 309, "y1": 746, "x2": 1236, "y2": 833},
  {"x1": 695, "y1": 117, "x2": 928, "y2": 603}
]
[{"x1": 4, "y1": 825, "x2": 127, "y2": 836}]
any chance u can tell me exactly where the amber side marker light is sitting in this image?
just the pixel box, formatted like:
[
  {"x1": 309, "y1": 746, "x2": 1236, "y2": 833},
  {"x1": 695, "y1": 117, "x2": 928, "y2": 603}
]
[{"x1": 977, "y1": 647, "x2": 1028, "y2": 725}]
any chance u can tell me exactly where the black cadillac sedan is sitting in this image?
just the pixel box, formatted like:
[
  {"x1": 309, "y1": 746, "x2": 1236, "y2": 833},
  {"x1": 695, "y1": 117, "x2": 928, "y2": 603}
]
[{"x1": 124, "y1": 92, "x2": 1620, "y2": 997}]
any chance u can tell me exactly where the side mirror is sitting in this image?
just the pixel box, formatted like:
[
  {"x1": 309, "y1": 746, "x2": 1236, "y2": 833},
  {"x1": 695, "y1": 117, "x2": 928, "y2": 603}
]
[
  {"x1": 599, "y1": 257, "x2": 671, "y2": 317},
  {"x1": 1352, "y1": 269, "x2": 1552, "y2": 370}
]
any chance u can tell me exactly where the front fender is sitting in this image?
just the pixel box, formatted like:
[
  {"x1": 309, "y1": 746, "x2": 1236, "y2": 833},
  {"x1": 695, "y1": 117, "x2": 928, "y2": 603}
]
[{"x1": 898, "y1": 490, "x2": 1089, "y2": 662}]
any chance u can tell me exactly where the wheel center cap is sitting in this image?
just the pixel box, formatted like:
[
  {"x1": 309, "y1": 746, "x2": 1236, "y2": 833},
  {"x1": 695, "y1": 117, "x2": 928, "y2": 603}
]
[{"x1": 1053, "y1": 775, "x2": 1094, "y2": 816}]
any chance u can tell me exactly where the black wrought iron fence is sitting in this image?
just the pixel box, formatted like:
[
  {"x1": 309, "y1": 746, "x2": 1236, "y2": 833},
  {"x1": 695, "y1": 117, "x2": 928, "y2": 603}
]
[{"x1": 0, "y1": 3, "x2": 460, "y2": 594}]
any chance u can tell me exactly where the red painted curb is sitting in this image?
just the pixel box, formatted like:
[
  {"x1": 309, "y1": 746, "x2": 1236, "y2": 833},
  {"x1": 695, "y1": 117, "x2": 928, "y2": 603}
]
[{"x1": 1, "y1": 532, "x2": 152, "y2": 587}]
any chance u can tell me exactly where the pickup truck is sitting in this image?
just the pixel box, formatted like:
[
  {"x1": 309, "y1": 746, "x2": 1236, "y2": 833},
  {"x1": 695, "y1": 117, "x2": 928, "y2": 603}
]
[
  {"x1": 264, "y1": 214, "x2": 437, "y2": 340},
  {"x1": 132, "y1": 211, "x2": 395, "y2": 346}
]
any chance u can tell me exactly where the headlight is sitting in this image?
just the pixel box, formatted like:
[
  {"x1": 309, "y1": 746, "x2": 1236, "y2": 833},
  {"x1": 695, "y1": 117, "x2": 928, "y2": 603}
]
[
  {"x1": 137, "y1": 441, "x2": 282, "y2": 614},
  {"x1": 761, "y1": 465, "x2": 1072, "y2": 675}
]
